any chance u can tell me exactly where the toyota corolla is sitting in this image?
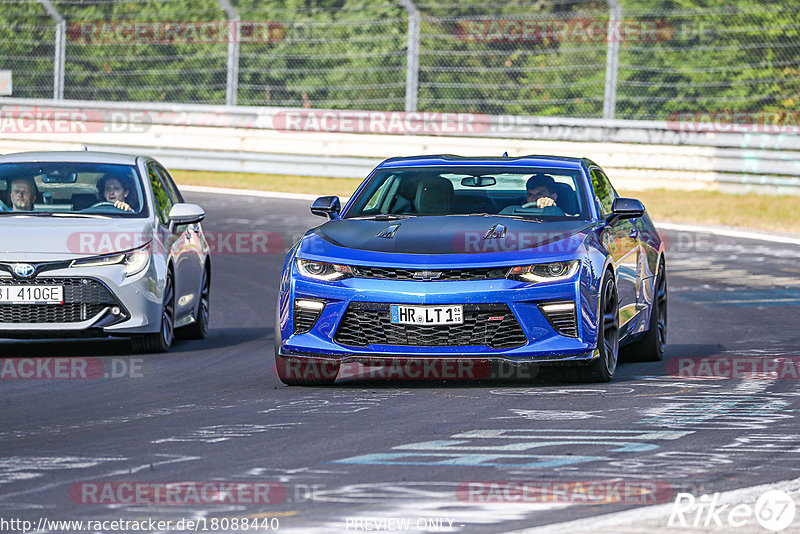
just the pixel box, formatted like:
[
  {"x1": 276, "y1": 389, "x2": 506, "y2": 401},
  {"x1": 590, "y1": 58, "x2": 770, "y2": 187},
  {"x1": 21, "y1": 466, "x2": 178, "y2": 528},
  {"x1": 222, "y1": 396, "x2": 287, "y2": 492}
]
[
  {"x1": 275, "y1": 155, "x2": 667, "y2": 384},
  {"x1": 0, "y1": 151, "x2": 210, "y2": 352}
]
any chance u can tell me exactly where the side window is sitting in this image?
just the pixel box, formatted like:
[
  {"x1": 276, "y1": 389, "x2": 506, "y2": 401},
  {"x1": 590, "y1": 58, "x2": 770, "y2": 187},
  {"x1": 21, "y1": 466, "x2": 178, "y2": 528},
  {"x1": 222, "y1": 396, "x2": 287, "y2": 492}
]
[
  {"x1": 589, "y1": 169, "x2": 616, "y2": 217},
  {"x1": 155, "y1": 164, "x2": 184, "y2": 203},
  {"x1": 147, "y1": 162, "x2": 174, "y2": 225}
]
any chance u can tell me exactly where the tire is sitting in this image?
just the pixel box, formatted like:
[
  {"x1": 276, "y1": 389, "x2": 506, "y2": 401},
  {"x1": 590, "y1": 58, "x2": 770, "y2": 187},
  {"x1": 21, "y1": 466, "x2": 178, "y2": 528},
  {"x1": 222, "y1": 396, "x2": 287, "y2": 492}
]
[
  {"x1": 178, "y1": 265, "x2": 210, "y2": 340},
  {"x1": 131, "y1": 271, "x2": 175, "y2": 353},
  {"x1": 275, "y1": 353, "x2": 339, "y2": 386},
  {"x1": 622, "y1": 258, "x2": 667, "y2": 362},
  {"x1": 577, "y1": 272, "x2": 620, "y2": 383}
]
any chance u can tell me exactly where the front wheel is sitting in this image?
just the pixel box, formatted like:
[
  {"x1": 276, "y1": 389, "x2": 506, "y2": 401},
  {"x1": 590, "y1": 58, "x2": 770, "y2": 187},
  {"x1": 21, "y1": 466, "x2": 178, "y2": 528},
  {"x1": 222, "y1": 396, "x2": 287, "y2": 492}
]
[
  {"x1": 178, "y1": 266, "x2": 210, "y2": 340},
  {"x1": 132, "y1": 272, "x2": 175, "y2": 353},
  {"x1": 578, "y1": 273, "x2": 619, "y2": 383}
]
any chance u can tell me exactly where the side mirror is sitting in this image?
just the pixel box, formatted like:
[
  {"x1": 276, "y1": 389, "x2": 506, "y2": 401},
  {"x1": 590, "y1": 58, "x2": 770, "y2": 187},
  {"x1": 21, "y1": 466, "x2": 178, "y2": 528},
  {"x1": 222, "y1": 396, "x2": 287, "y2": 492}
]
[
  {"x1": 606, "y1": 198, "x2": 645, "y2": 225},
  {"x1": 168, "y1": 203, "x2": 205, "y2": 232},
  {"x1": 311, "y1": 196, "x2": 341, "y2": 219}
]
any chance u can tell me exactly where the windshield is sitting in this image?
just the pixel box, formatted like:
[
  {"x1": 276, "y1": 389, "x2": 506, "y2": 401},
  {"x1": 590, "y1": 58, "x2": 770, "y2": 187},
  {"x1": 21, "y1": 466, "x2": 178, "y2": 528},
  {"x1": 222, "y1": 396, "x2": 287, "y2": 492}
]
[
  {"x1": 0, "y1": 162, "x2": 147, "y2": 217},
  {"x1": 344, "y1": 166, "x2": 590, "y2": 221}
]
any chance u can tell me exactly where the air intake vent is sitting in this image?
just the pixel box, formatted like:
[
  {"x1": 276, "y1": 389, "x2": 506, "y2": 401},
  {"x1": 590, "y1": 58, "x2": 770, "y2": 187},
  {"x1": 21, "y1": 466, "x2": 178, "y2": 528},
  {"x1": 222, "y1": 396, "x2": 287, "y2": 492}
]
[
  {"x1": 293, "y1": 299, "x2": 325, "y2": 334},
  {"x1": 539, "y1": 301, "x2": 578, "y2": 338}
]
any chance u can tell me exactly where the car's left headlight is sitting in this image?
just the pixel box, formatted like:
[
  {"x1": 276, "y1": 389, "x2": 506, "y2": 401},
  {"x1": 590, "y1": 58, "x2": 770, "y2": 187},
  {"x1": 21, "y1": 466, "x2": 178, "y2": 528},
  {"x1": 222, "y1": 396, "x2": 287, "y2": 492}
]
[
  {"x1": 295, "y1": 259, "x2": 354, "y2": 281},
  {"x1": 507, "y1": 260, "x2": 580, "y2": 283},
  {"x1": 71, "y1": 242, "x2": 151, "y2": 277}
]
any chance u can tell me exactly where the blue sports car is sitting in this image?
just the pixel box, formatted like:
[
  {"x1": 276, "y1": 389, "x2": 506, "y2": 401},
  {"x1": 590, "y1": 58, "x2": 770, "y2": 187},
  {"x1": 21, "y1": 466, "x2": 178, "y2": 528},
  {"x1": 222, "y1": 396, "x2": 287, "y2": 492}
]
[{"x1": 275, "y1": 155, "x2": 667, "y2": 385}]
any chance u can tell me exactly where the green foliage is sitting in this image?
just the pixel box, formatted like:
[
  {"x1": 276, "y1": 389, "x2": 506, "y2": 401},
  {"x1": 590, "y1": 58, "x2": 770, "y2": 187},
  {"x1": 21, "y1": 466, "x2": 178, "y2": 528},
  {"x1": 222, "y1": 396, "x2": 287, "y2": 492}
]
[{"x1": 0, "y1": 0, "x2": 797, "y2": 118}]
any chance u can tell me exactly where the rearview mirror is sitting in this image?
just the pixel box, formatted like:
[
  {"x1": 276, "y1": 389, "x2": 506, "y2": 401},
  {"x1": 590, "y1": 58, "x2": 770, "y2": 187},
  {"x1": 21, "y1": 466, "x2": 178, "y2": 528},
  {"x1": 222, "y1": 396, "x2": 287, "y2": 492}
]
[
  {"x1": 42, "y1": 171, "x2": 77, "y2": 183},
  {"x1": 311, "y1": 196, "x2": 341, "y2": 219},
  {"x1": 606, "y1": 198, "x2": 645, "y2": 225},
  {"x1": 168, "y1": 203, "x2": 205, "y2": 232},
  {"x1": 461, "y1": 176, "x2": 496, "y2": 187}
]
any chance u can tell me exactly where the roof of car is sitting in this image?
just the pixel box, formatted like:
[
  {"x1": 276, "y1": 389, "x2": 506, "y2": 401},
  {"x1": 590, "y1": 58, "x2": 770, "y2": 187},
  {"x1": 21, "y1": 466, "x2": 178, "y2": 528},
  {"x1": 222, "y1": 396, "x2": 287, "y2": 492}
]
[
  {"x1": 0, "y1": 151, "x2": 140, "y2": 165},
  {"x1": 376, "y1": 154, "x2": 592, "y2": 170}
]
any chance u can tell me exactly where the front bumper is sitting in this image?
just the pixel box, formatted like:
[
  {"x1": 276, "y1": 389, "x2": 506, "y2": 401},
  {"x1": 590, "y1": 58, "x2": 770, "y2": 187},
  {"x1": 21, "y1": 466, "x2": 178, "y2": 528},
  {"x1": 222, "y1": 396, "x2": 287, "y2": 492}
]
[
  {"x1": 0, "y1": 262, "x2": 162, "y2": 338},
  {"x1": 278, "y1": 269, "x2": 600, "y2": 362}
]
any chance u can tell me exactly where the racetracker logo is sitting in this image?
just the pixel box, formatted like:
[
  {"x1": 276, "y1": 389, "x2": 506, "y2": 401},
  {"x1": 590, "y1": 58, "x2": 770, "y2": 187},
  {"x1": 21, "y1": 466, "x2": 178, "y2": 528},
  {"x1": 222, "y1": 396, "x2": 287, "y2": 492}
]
[
  {"x1": 667, "y1": 356, "x2": 800, "y2": 380},
  {"x1": 275, "y1": 358, "x2": 548, "y2": 382},
  {"x1": 0, "y1": 358, "x2": 142, "y2": 379},
  {"x1": 69, "y1": 482, "x2": 287, "y2": 505},
  {"x1": 457, "y1": 481, "x2": 675, "y2": 504},
  {"x1": 272, "y1": 110, "x2": 490, "y2": 135},
  {"x1": 68, "y1": 21, "x2": 285, "y2": 44},
  {"x1": 666, "y1": 111, "x2": 800, "y2": 134},
  {"x1": 67, "y1": 232, "x2": 285, "y2": 255},
  {"x1": 453, "y1": 231, "x2": 580, "y2": 254},
  {"x1": 0, "y1": 107, "x2": 151, "y2": 134},
  {"x1": 456, "y1": 18, "x2": 672, "y2": 43}
]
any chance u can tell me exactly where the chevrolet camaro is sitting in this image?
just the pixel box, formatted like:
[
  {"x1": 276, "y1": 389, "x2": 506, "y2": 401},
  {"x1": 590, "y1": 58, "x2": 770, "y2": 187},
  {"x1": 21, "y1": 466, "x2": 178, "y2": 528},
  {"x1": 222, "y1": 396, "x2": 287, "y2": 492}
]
[{"x1": 275, "y1": 155, "x2": 667, "y2": 384}]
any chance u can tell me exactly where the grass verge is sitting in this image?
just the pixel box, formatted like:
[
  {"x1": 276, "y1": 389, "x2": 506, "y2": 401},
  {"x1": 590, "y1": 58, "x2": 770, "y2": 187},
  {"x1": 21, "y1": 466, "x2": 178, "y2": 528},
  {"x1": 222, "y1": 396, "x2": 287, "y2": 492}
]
[{"x1": 171, "y1": 169, "x2": 799, "y2": 234}]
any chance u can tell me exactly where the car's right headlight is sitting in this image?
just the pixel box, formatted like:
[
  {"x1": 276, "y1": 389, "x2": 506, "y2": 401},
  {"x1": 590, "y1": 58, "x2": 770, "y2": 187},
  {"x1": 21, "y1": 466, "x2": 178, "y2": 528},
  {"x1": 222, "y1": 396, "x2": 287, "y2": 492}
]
[
  {"x1": 295, "y1": 259, "x2": 354, "y2": 281},
  {"x1": 506, "y1": 260, "x2": 580, "y2": 283},
  {"x1": 71, "y1": 242, "x2": 151, "y2": 277}
]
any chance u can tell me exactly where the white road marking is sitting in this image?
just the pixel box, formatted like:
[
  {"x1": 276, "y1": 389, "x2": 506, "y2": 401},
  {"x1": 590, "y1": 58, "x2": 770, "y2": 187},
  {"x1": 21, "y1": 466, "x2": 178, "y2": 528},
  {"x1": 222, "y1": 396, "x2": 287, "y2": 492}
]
[{"x1": 506, "y1": 476, "x2": 800, "y2": 534}]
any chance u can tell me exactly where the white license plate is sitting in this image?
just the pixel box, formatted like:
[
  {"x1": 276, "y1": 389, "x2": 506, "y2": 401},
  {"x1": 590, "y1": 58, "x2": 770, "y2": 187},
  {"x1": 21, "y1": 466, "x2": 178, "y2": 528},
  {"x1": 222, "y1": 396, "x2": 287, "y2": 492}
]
[
  {"x1": 0, "y1": 285, "x2": 63, "y2": 304},
  {"x1": 390, "y1": 304, "x2": 463, "y2": 325}
]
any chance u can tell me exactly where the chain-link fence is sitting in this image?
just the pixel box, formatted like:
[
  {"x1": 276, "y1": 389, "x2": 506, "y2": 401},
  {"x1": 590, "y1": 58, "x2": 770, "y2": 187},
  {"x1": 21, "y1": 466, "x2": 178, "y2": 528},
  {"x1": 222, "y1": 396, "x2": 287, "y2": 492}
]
[{"x1": 1, "y1": 0, "x2": 798, "y2": 120}]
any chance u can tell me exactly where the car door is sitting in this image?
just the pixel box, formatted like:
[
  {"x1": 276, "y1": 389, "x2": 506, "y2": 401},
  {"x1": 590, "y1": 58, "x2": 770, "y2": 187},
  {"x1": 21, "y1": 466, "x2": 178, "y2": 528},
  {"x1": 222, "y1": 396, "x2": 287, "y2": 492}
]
[
  {"x1": 155, "y1": 163, "x2": 204, "y2": 298},
  {"x1": 146, "y1": 162, "x2": 198, "y2": 322},
  {"x1": 590, "y1": 167, "x2": 640, "y2": 334}
]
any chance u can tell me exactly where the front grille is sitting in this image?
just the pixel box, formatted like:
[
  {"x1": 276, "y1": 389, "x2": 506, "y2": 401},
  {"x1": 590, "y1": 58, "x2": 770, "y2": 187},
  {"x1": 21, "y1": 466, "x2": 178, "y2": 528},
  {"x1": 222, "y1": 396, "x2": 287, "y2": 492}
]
[
  {"x1": 334, "y1": 302, "x2": 527, "y2": 349},
  {"x1": 351, "y1": 266, "x2": 509, "y2": 282},
  {"x1": 0, "y1": 278, "x2": 117, "y2": 324},
  {"x1": 539, "y1": 302, "x2": 579, "y2": 338}
]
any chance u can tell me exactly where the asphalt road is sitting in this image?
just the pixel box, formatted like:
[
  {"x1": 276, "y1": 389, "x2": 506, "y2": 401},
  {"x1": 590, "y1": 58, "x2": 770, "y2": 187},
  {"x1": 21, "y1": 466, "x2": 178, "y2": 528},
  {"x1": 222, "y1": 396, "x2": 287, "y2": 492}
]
[{"x1": 2, "y1": 191, "x2": 800, "y2": 534}]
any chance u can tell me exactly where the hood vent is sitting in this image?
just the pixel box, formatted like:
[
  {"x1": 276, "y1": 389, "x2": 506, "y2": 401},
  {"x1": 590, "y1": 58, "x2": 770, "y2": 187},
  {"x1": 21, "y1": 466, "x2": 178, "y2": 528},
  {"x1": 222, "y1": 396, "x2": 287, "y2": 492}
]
[
  {"x1": 483, "y1": 224, "x2": 507, "y2": 239},
  {"x1": 376, "y1": 224, "x2": 401, "y2": 239}
]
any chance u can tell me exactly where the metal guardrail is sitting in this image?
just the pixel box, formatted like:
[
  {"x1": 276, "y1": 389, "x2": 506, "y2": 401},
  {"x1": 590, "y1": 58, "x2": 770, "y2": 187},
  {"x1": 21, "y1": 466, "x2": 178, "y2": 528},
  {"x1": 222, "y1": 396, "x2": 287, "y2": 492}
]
[{"x1": 1, "y1": 98, "x2": 799, "y2": 194}]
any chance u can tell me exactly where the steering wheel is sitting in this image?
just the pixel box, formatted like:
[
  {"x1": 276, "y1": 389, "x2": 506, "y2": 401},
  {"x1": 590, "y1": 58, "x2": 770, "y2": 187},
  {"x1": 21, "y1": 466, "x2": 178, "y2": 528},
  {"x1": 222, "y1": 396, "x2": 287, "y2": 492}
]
[{"x1": 80, "y1": 201, "x2": 127, "y2": 213}]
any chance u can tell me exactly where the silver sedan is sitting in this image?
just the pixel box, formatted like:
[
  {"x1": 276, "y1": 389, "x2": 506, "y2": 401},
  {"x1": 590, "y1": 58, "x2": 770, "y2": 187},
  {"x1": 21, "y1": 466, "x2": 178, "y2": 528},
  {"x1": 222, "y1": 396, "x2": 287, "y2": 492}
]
[{"x1": 0, "y1": 151, "x2": 210, "y2": 352}]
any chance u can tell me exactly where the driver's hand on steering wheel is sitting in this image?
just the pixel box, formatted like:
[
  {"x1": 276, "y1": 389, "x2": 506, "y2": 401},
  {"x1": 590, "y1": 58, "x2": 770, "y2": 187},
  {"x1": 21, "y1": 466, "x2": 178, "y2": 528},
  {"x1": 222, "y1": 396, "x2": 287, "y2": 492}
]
[
  {"x1": 521, "y1": 197, "x2": 557, "y2": 209},
  {"x1": 113, "y1": 200, "x2": 133, "y2": 212}
]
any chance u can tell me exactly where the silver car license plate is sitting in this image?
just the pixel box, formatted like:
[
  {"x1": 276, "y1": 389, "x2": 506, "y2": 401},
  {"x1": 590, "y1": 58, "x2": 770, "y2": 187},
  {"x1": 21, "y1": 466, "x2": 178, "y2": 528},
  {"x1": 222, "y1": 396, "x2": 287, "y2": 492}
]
[{"x1": 0, "y1": 285, "x2": 63, "y2": 304}]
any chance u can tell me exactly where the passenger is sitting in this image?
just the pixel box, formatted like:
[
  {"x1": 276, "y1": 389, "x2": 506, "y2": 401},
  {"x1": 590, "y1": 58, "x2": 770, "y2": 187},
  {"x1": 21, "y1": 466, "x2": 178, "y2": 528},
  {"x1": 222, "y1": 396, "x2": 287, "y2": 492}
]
[
  {"x1": 522, "y1": 173, "x2": 559, "y2": 209},
  {"x1": 9, "y1": 177, "x2": 37, "y2": 211},
  {"x1": 97, "y1": 175, "x2": 135, "y2": 212}
]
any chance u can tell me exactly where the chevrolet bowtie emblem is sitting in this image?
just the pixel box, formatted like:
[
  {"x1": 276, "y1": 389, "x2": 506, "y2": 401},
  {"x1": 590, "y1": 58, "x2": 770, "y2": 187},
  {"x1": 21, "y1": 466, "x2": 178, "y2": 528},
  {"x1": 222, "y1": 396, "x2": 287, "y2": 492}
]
[{"x1": 412, "y1": 270, "x2": 443, "y2": 281}]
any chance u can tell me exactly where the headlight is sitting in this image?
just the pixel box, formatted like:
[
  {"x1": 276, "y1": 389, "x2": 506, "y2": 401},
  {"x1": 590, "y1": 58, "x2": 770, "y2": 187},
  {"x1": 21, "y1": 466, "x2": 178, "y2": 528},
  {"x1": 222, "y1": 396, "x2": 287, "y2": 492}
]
[
  {"x1": 507, "y1": 260, "x2": 580, "y2": 283},
  {"x1": 71, "y1": 243, "x2": 151, "y2": 277},
  {"x1": 296, "y1": 259, "x2": 354, "y2": 281}
]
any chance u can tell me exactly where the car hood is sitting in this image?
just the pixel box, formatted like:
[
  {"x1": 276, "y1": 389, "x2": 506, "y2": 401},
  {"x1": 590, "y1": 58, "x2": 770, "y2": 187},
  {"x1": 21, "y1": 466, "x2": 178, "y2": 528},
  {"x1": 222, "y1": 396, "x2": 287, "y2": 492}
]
[
  {"x1": 0, "y1": 216, "x2": 153, "y2": 261},
  {"x1": 300, "y1": 216, "x2": 592, "y2": 266}
]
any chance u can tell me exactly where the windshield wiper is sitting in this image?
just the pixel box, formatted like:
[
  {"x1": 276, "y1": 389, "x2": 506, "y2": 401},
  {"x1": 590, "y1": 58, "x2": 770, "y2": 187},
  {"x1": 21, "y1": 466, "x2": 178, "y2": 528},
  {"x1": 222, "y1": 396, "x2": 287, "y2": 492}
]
[
  {"x1": 0, "y1": 211, "x2": 55, "y2": 216},
  {"x1": 51, "y1": 212, "x2": 112, "y2": 219},
  {"x1": 0, "y1": 211, "x2": 111, "y2": 219},
  {"x1": 352, "y1": 214, "x2": 412, "y2": 221}
]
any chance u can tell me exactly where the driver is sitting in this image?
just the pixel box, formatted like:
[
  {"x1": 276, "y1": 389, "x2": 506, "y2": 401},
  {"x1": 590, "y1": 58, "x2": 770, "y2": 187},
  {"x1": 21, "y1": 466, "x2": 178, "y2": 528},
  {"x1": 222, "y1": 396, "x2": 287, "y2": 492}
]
[
  {"x1": 97, "y1": 175, "x2": 135, "y2": 212},
  {"x1": 523, "y1": 173, "x2": 559, "y2": 209},
  {"x1": 9, "y1": 177, "x2": 38, "y2": 211}
]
